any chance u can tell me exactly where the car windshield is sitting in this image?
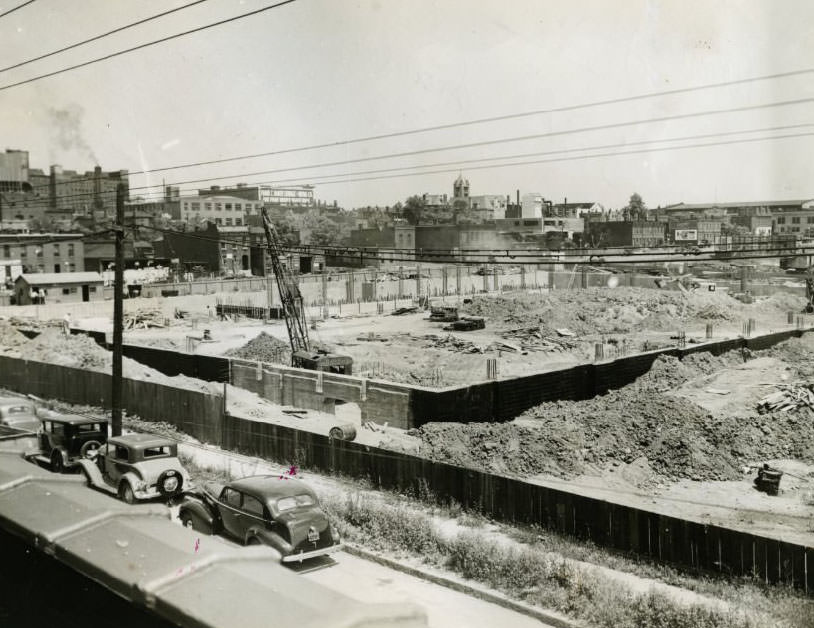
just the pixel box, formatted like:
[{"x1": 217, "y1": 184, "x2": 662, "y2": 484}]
[
  {"x1": 276, "y1": 494, "x2": 315, "y2": 512},
  {"x1": 4, "y1": 406, "x2": 33, "y2": 416}
]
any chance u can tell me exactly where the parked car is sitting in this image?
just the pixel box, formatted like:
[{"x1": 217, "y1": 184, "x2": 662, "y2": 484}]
[
  {"x1": 178, "y1": 475, "x2": 342, "y2": 563},
  {"x1": 0, "y1": 396, "x2": 41, "y2": 434},
  {"x1": 78, "y1": 433, "x2": 191, "y2": 504},
  {"x1": 25, "y1": 413, "x2": 108, "y2": 472}
]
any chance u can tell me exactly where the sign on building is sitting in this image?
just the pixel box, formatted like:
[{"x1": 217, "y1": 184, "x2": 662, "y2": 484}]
[{"x1": 674, "y1": 229, "x2": 698, "y2": 241}]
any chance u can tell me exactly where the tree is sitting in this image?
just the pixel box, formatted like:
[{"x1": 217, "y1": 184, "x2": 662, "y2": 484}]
[
  {"x1": 626, "y1": 193, "x2": 647, "y2": 221},
  {"x1": 307, "y1": 215, "x2": 344, "y2": 247},
  {"x1": 401, "y1": 196, "x2": 425, "y2": 225}
]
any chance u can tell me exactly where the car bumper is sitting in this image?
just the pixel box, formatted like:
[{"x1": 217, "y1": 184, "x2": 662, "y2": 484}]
[{"x1": 282, "y1": 542, "x2": 343, "y2": 563}]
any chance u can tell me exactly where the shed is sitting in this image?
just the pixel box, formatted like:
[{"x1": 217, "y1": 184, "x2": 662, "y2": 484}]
[{"x1": 15, "y1": 272, "x2": 104, "y2": 305}]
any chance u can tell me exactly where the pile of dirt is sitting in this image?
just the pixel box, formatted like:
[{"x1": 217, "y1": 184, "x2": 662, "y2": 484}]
[
  {"x1": 418, "y1": 348, "x2": 814, "y2": 483},
  {"x1": 0, "y1": 320, "x2": 28, "y2": 349},
  {"x1": 226, "y1": 332, "x2": 290, "y2": 364},
  {"x1": 459, "y1": 288, "x2": 793, "y2": 335}
]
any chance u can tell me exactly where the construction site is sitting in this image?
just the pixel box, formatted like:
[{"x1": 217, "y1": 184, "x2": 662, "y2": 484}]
[{"x1": 3, "y1": 260, "x2": 814, "y2": 552}]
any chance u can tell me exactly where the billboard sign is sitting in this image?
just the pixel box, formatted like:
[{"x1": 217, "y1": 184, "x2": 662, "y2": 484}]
[{"x1": 674, "y1": 229, "x2": 698, "y2": 241}]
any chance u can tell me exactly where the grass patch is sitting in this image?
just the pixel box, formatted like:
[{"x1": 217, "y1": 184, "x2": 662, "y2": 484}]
[{"x1": 323, "y1": 491, "x2": 811, "y2": 628}]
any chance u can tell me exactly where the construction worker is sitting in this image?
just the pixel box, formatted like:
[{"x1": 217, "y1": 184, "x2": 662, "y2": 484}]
[{"x1": 62, "y1": 312, "x2": 72, "y2": 337}]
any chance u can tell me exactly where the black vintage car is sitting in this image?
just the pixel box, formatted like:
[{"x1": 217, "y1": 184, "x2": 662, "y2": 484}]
[
  {"x1": 178, "y1": 475, "x2": 342, "y2": 563},
  {"x1": 26, "y1": 413, "x2": 108, "y2": 473}
]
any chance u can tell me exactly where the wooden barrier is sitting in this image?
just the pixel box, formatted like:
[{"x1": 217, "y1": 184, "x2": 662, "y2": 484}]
[{"x1": 2, "y1": 355, "x2": 812, "y2": 593}]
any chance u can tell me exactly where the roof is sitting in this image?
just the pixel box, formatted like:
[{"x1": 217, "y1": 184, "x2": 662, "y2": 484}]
[
  {"x1": 229, "y1": 474, "x2": 316, "y2": 500},
  {"x1": 664, "y1": 200, "x2": 812, "y2": 211},
  {"x1": 17, "y1": 272, "x2": 103, "y2": 285},
  {"x1": 108, "y1": 433, "x2": 174, "y2": 449},
  {"x1": 41, "y1": 413, "x2": 108, "y2": 426}
]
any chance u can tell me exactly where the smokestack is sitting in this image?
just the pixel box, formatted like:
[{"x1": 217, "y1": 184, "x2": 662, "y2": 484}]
[
  {"x1": 49, "y1": 164, "x2": 59, "y2": 209},
  {"x1": 93, "y1": 165, "x2": 102, "y2": 210}
]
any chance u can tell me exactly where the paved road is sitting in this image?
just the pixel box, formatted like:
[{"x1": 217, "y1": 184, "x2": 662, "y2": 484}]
[{"x1": 301, "y1": 552, "x2": 553, "y2": 628}]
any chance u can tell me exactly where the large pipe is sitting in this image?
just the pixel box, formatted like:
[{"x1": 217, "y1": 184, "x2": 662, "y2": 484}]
[
  {"x1": 49, "y1": 165, "x2": 58, "y2": 209},
  {"x1": 93, "y1": 165, "x2": 102, "y2": 210}
]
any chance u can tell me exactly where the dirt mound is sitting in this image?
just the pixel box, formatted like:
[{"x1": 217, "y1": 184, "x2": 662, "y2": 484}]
[
  {"x1": 418, "y1": 348, "x2": 814, "y2": 483},
  {"x1": 226, "y1": 332, "x2": 290, "y2": 364},
  {"x1": 460, "y1": 288, "x2": 745, "y2": 335},
  {"x1": 0, "y1": 320, "x2": 29, "y2": 349}
]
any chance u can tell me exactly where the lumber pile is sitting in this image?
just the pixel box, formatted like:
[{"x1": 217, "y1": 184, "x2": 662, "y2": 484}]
[
  {"x1": 501, "y1": 326, "x2": 579, "y2": 352},
  {"x1": 124, "y1": 308, "x2": 166, "y2": 330},
  {"x1": 757, "y1": 383, "x2": 814, "y2": 413}
]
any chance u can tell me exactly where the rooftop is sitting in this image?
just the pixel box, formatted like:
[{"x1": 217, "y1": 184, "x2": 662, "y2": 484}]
[{"x1": 17, "y1": 272, "x2": 104, "y2": 285}]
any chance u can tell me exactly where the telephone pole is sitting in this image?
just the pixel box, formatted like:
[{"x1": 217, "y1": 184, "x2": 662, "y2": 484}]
[{"x1": 111, "y1": 183, "x2": 125, "y2": 436}]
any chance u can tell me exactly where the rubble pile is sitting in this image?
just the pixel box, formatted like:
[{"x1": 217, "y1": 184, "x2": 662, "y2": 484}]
[
  {"x1": 459, "y1": 288, "x2": 769, "y2": 335},
  {"x1": 226, "y1": 332, "x2": 290, "y2": 364},
  {"x1": 757, "y1": 383, "x2": 814, "y2": 414},
  {"x1": 0, "y1": 320, "x2": 28, "y2": 348},
  {"x1": 124, "y1": 308, "x2": 166, "y2": 330},
  {"x1": 418, "y1": 350, "x2": 814, "y2": 483}
]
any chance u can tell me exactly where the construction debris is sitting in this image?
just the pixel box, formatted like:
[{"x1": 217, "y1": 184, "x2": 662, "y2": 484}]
[
  {"x1": 757, "y1": 383, "x2": 814, "y2": 413},
  {"x1": 124, "y1": 308, "x2": 167, "y2": 330},
  {"x1": 226, "y1": 332, "x2": 290, "y2": 364},
  {"x1": 501, "y1": 327, "x2": 579, "y2": 352},
  {"x1": 392, "y1": 306, "x2": 418, "y2": 316}
]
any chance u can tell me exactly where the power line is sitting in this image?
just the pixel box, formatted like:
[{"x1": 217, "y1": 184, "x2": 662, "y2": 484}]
[
  {"x1": 0, "y1": 0, "x2": 211, "y2": 75},
  {"x1": 22, "y1": 120, "x2": 814, "y2": 205},
  {"x1": 59, "y1": 67, "x2": 814, "y2": 180},
  {"x1": 0, "y1": 0, "x2": 34, "y2": 20},
  {"x1": 0, "y1": 0, "x2": 298, "y2": 92}
]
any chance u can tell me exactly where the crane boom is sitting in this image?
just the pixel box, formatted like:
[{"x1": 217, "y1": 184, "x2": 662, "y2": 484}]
[{"x1": 260, "y1": 208, "x2": 310, "y2": 357}]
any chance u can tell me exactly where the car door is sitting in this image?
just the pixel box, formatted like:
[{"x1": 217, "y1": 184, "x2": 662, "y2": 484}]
[
  {"x1": 105, "y1": 444, "x2": 131, "y2": 483},
  {"x1": 218, "y1": 487, "x2": 246, "y2": 540}
]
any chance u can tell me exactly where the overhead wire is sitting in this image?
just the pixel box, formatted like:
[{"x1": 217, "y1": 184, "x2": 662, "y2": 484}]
[
  {"x1": 0, "y1": 0, "x2": 298, "y2": 92},
  {"x1": 18, "y1": 124, "x2": 814, "y2": 206},
  {"x1": 0, "y1": 0, "x2": 34, "y2": 20},
  {"x1": 21, "y1": 97, "x2": 814, "y2": 196},
  {"x1": 0, "y1": 0, "x2": 212, "y2": 74}
]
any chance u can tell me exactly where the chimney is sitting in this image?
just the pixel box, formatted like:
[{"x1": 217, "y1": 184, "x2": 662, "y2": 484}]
[
  {"x1": 49, "y1": 164, "x2": 60, "y2": 209},
  {"x1": 93, "y1": 165, "x2": 102, "y2": 210}
]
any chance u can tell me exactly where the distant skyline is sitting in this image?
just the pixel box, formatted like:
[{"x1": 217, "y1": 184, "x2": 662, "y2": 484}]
[{"x1": 1, "y1": 0, "x2": 813, "y2": 210}]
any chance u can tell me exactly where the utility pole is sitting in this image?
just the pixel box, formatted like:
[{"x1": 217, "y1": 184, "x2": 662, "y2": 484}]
[{"x1": 112, "y1": 183, "x2": 125, "y2": 436}]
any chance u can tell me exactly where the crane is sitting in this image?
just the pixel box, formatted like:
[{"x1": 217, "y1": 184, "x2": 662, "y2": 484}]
[{"x1": 260, "y1": 208, "x2": 352, "y2": 374}]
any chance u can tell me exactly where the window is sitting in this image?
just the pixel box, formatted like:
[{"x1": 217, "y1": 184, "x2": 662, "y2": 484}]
[
  {"x1": 276, "y1": 494, "x2": 316, "y2": 512},
  {"x1": 235, "y1": 203, "x2": 242, "y2": 211},
  {"x1": 89, "y1": 286, "x2": 96, "y2": 293},
  {"x1": 144, "y1": 446, "x2": 171, "y2": 458},
  {"x1": 62, "y1": 288, "x2": 70, "y2": 295},
  {"x1": 114, "y1": 446, "x2": 129, "y2": 461},
  {"x1": 205, "y1": 203, "x2": 212, "y2": 210},
  {"x1": 48, "y1": 422, "x2": 65, "y2": 437},
  {"x1": 36, "y1": 248, "x2": 43, "y2": 258},
  {"x1": 215, "y1": 218, "x2": 223, "y2": 225},
  {"x1": 77, "y1": 423, "x2": 102, "y2": 433},
  {"x1": 225, "y1": 218, "x2": 233, "y2": 226},
  {"x1": 222, "y1": 487, "x2": 241, "y2": 508},
  {"x1": 225, "y1": 203, "x2": 232, "y2": 210},
  {"x1": 183, "y1": 202, "x2": 189, "y2": 210},
  {"x1": 777, "y1": 217, "x2": 786, "y2": 224},
  {"x1": 19, "y1": 247, "x2": 26, "y2": 258},
  {"x1": 792, "y1": 216, "x2": 801, "y2": 224},
  {"x1": 2, "y1": 245, "x2": 8, "y2": 258},
  {"x1": 53, "y1": 244, "x2": 60, "y2": 256},
  {"x1": 808, "y1": 217, "x2": 814, "y2": 224},
  {"x1": 191, "y1": 202, "x2": 200, "y2": 210},
  {"x1": 242, "y1": 495, "x2": 264, "y2": 516},
  {"x1": 235, "y1": 218, "x2": 242, "y2": 226},
  {"x1": 68, "y1": 243, "x2": 74, "y2": 257},
  {"x1": 69, "y1": 287, "x2": 77, "y2": 294},
  {"x1": 215, "y1": 203, "x2": 222, "y2": 211}
]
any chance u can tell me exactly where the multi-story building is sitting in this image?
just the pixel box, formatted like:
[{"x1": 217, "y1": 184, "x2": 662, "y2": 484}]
[
  {"x1": 28, "y1": 165, "x2": 129, "y2": 217},
  {"x1": 179, "y1": 194, "x2": 263, "y2": 226},
  {"x1": 468, "y1": 194, "x2": 507, "y2": 220},
  {"x1": 0, "y1": 149, "x2": 29, "y2": 192},
  {"x1": 0, "y1": 233, "x2": 85, "y2": 274},
  {"x1": 584, "y1": 221, "x2": 666, "y2": 248},
  {"x1": 197, "y1": 184, "x2": 316, "y2": 208}
]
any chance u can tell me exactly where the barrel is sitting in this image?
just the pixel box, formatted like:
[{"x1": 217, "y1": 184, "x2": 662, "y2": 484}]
[{"x1": 329, "y1": 424, "x2": 357, "y2": 441}]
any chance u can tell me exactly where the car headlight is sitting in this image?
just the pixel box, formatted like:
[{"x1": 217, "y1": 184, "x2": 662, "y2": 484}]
[{"x1": 163, "y1": 476, "x2": 179, "y2": 492}]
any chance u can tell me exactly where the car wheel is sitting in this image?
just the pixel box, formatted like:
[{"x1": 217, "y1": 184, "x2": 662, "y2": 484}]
[
  {"x1": 80, "y1": 440, "x2": 102, "y2": 459},
  {"x1": 50, "y1": 450, "x2": 64, "y2": 474},
  {"x1": 157, "y1": 470, "x2": 183, "y2": 496},
  {"x1": 180, "y1": 511, "x2": 212, "y2": 534},
  {"x1": 118, "y1": 482, "x2": 135, "y2": 504}
]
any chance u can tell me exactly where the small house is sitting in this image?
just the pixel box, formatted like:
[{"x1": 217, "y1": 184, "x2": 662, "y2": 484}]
[{"x1": 15, "y1": 272, "x2": 104, "y2": 305}]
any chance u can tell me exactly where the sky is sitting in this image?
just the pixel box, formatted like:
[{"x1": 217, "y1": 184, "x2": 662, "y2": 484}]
[{"x1": 1, "y1": 0, "x2": 813, "y2": 210}]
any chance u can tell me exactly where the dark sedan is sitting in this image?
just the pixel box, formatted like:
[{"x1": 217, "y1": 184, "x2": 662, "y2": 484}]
[{"x1": 178, "y1": 474, "x2": 342, "y2": 563}]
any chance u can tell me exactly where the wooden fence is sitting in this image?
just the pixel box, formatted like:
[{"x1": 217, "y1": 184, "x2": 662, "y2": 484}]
[{"x1": 1, "y1": 354, "x2": 811, "y2": 593}]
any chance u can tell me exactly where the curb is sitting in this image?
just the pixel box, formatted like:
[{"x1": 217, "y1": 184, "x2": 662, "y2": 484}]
[{"x1": 343, "y1": 543, "x2": 583, "y2": 628}]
